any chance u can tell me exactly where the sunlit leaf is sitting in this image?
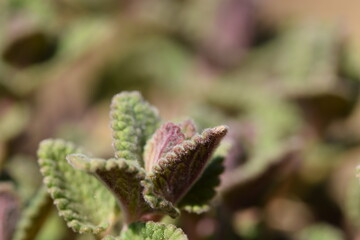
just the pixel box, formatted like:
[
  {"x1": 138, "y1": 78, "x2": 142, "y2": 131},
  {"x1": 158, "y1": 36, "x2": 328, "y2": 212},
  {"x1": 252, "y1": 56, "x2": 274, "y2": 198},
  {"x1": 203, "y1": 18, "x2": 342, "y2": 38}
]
[
  {"x1": 37, "y1": 139, "x2": 116, "y2": 234},
  {"x1": 67, "y1": 154, "x2": 151, "y2": 223},
  {"x1": 147, "y1": 126, "x2": 228, "y2": 205},
  {"x1": 144, "y1": 123, "x2": 186, "y2": 172},
  {"x1": 110, "y1": 91, "x2": 160, "y2": 165}
]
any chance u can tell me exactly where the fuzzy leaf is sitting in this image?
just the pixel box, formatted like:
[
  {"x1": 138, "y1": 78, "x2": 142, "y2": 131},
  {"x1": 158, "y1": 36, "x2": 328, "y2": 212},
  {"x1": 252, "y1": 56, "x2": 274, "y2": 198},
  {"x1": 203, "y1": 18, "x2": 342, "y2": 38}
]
[
  {"x1": 141, "y1": 178, "x2": 180, "y2": 218},
  {"x1": 144, "y1": 120, "x2": 198, "y2": 172},
  {"x1": 180, "y1": 119, "x2": 197, "y2": 139},
  {"x1": 178, "y1": 155, "x2": 224, "y2": 214},
  {"x1": 13, "y1": 186, "x2": 52, "y2": 240},
  {"x1": 144, "y1": 123, "x2": 186, "y2": 172},
  {"x1": 67, "y1": 154, "x2": 152, "y2": 223},
  {"x1": 148, "y1": 126, "x2": 228, "y2": 204},
  {"x1": 103, "y1": 221, "x2": 188, "y2": 240},
  {"x1": 37, "y1": 139, "x2": 116, "y2": 234},
  {"x1": 110, "y1": 91, "x2": 160, "y2": 165}
]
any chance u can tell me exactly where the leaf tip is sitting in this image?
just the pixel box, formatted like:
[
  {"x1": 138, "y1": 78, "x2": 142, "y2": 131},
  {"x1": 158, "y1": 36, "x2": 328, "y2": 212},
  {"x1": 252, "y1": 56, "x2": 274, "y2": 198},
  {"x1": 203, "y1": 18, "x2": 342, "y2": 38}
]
[{"x1": 214, "y1": 125, "x2": 229, "y2": 135}]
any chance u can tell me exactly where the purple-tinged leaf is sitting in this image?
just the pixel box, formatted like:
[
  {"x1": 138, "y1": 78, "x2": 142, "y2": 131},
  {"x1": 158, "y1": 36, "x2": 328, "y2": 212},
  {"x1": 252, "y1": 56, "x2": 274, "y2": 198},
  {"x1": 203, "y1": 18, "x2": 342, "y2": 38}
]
[
  {"x1": 180, "y1": 119, "x2": 197, "y2": 139},
  {"x1": 144, "y1": 123, "x2": 185, "y2": 172},
  {"x1": 147, "y1": 126, "x2": 228, "y2": 204},
  {"x1": 67, "y1": 154, "x2": 150, "y2": 224},
  {"x1": 67, "y1": 154, "x2": 179, "y2": 223},
  {"x1": 178, "y1": 155, "x2": 225, "y2": 214}
]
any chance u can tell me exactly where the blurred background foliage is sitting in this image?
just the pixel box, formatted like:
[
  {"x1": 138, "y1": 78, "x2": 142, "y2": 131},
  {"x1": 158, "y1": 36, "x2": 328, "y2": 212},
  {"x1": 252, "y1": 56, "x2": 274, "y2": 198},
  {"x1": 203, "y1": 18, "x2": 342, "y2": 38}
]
[{"x1": 2, "y1": 0, "x2": 360, "y2": 239}]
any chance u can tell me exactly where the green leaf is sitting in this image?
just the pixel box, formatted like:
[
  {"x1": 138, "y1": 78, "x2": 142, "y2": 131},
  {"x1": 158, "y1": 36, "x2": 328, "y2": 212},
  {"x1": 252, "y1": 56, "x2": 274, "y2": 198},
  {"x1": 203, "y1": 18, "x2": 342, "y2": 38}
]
[
  {"x1": 110, "y1": 91, "x2": 160, "y2": 165},
  {"x1": 178, "y1": 155, "x2": 224, "y2": 214},
  {"x1": 37, "y1": 139, "x2": 116, "y2": 234},
  {"x1": 13, "y1": 186, "x2": 52, "y2": 240},
  {"x1": 147, "y1": 126, "x2": 228, "y2": 205},
  {"x1": 67, "y1": 154, "x2": 151, "y2": 223},
  {"x1": 103, "y1": 221, "x2": 188, "y2": 240}
]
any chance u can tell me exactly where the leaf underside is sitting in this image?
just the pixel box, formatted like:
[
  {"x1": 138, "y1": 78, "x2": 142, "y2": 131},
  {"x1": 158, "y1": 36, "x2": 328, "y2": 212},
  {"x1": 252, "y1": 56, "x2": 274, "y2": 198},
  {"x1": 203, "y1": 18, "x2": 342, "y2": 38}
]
[
  {"x1": 103, "y1": 221, "x2": 188, "y2": 240},
  {"x1": 178, "y1": 155, "x2": 225, "y2": 214},
  {"x1": 148, "y1": 126, "x2": 228, "y2": 205},
  {"x1": 110, "y1": 91, "x2": 160, "y2": 165},
  {"x1": 38, "y1": 139, "x2": 116, "y2": 234},
  {"x1": 141, "y1": 178, "x2": 180, "y2": 218},
  {"x1": 67, "y1": 154, "x2": 151, "y2": 223}
]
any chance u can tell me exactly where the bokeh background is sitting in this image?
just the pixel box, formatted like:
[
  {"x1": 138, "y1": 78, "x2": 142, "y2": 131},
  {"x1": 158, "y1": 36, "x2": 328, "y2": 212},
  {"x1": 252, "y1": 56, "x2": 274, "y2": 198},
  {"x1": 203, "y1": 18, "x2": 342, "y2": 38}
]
[{"x1": 2, "y1": 0, "x2": 360, "y2": 239}]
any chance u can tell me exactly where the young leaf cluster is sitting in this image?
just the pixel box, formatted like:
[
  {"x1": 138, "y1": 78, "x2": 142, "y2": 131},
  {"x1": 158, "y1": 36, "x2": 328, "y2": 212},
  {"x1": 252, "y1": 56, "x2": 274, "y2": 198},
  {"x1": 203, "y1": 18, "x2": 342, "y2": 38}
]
[{"x1": 37, "y1": 91, "x2": 228, "y2": 239}]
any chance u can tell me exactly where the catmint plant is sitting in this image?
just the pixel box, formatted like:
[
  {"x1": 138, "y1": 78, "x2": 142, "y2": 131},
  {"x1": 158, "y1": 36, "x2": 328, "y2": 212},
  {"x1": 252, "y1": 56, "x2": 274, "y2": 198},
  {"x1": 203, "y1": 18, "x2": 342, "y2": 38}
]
[{"x1": 37, "y1": 91, "x2": 228, "y2": 239}]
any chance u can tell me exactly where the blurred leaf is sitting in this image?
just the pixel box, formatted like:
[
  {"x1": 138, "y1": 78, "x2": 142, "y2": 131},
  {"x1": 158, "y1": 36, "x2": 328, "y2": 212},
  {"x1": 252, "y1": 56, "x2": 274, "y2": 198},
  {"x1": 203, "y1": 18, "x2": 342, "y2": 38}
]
[
  {"x1": 0, "y1": 101, "x2": 29, "y2": 141},
  {"x1": 221, "y1": 149, "x2": 299, "y2": 210},
  {"x1": 296, "y1": 223, "x2": 345, "y2": 240},
  {"x1": 346, "y1": 166, "x2": 360, "y2": 228},
  {"x1": 54, "y1": 0, "x2": 123, "y2": 13},
  {"x1": 13, "y1": 186, "x2": 52, "y2": 240},
  {"x1": 0, "y1": 183, "x2": 20, "y2": 240},
  {"x1": 5, "y1": 155, "x2": 41, "y2": 200},
  {"x1": 94, "y1": 36, "x2": 192, "y2": 99},
  {"x1": 35, "y1": 211, "x2": 71, "y2": 240}
]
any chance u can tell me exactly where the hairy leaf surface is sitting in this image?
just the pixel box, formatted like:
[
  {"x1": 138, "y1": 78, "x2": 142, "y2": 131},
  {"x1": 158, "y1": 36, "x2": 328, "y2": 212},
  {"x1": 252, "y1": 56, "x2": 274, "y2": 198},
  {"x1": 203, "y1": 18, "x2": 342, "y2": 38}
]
[
  {"x1": 141, "y1": 178, "x2": 180, "y2": 218},
  {"x1": 103, "y1": 221, "x2": 188, "y2": 240},
  {"x1": 144, "y1": 120, "x2": 198, "y2": 172},
  {"x1": 179, "y1": 119, "x2": 197, "y2": 139},
  {"x1": 148, "y1": 126, "x2": 228, "y2": 204},
  {"x1": 178, "y1": 155, "x2": 224, "y2": 213},
  {"x1": 144, "y1": 123, "x2": 185, "y2": 172},
  {"x1": 110, "y1": 91, "x2": 160, "y2": 165},
  {"x1": 67, "y1": 154, "x2": 151, "y2": 223},
  {"x1": 37, "y1": 139, "x2": 116, "y2": 234}
]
